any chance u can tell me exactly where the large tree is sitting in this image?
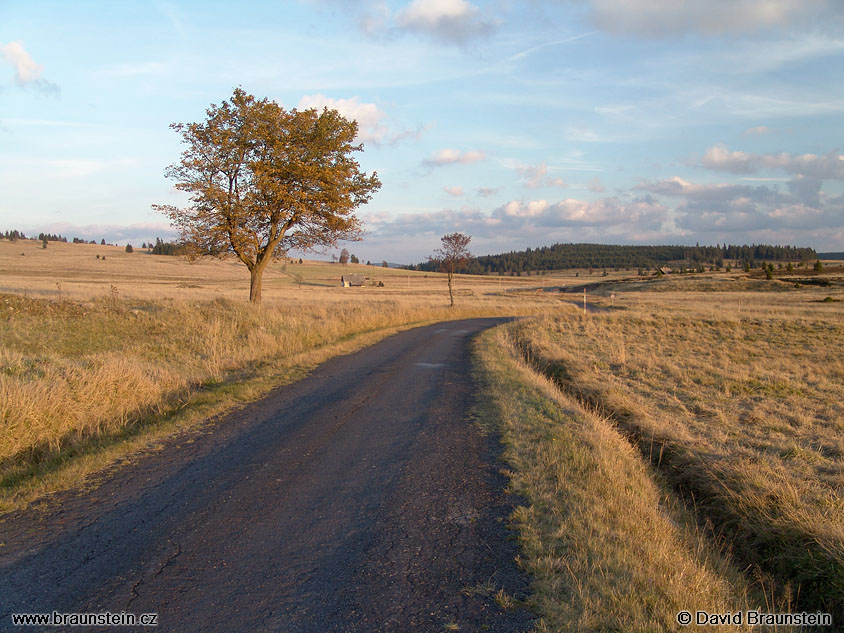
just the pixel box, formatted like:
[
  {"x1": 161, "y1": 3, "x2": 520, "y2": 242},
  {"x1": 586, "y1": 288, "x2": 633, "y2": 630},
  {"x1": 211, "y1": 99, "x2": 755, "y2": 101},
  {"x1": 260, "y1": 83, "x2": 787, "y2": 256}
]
[
  {"x1": 432, "y1": 233, "x2": 472, "y2": 307},
  {"x1": 154, "y1": 88, "x2": 381, "y2": 302}
]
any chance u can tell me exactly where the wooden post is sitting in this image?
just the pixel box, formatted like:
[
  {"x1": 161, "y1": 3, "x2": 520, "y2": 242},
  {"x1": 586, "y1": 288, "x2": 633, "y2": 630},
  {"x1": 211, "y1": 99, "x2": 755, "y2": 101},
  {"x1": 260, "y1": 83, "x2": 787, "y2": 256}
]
[{"x1": 583, "y1": 288, "x2": 587, "y2": 314}]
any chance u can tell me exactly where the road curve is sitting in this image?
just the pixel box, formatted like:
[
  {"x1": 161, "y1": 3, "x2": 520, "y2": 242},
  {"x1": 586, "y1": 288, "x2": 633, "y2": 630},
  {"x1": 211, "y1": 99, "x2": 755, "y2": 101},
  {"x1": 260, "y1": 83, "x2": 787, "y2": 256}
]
[{"x1": 0, "y1": 318, "x2": 533, "y2": 633}]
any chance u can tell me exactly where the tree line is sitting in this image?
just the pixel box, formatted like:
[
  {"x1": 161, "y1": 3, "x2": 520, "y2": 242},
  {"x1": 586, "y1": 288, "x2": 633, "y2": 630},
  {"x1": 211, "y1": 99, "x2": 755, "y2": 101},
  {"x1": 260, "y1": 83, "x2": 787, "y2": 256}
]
[
  {"x1": 1, "y1": 229, "x2": 106, "y2": 245},
  {"x1": 146, "y1": 237, "x2": 182, "y2": 255},
  {"x1": 407, "y1": 242, "x2": 818, "y2": 275}
]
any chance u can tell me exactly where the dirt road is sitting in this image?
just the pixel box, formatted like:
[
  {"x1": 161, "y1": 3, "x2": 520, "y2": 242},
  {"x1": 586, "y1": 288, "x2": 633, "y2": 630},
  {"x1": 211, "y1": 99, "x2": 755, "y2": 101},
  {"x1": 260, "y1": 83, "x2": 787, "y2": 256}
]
[{"x1": 0, "y1": 318, "x2": 532, "y2": 632}]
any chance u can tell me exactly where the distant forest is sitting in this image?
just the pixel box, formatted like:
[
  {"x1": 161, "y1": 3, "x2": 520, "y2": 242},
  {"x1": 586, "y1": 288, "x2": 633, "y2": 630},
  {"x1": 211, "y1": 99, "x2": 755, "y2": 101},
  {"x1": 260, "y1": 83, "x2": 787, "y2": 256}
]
[
  {"x1": 409, "y1": 243, "x2": 818, "y2": 275},
  {"x1": 1, "y1": 229, "x2": 104, "y2": 245},
  {"x1": 818, "y1": 252, "x2": 844, "y2": 260}
]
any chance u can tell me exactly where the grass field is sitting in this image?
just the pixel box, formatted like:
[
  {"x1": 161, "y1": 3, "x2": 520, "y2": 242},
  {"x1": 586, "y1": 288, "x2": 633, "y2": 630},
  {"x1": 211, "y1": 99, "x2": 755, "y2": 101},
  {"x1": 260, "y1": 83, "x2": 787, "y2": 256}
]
[
  {"x1": 0, "y1": 238, "x2": 569, "y2": 511},
  {"x1": 3, "y1": 237, "x2": 843, "y2": 630},
  {"x1": 474, "y1": 327, "x2": 753, "y2": 632},
  {"x1": 473, "y1": 267, "x2": 844, "y2": 629},
  {"x1": 0, "y1": 238, "x2": 615, "y2": 301}
]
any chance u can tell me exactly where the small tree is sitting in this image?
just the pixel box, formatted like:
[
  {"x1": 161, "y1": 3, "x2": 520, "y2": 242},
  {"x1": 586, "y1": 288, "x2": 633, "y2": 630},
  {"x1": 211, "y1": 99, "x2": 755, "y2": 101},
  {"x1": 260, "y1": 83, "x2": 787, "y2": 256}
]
[
  {"x1": 431, "y1": 233, "x2": 471, "y2": 307},
  {"x1": 350, "y1": 254, "x2": 359, "y2": 264},
  {"x1": 125, "y1": 244, "x2": 134, "y2": 253},
  {"x1": 42, "y1": 236, "x2": 48, "y2": 249},
  {"x1": 154, "y1": 88, "x2": 381, "y2": 303},
  {"x1": 339, "y1": 248, "x2": 350, "y2": 265},
  {"x1": 381, "y1": 260, "x2": 388, "y2": 268},
  {"x1": 814, "y1": 259, "x2": 824, "y2": 272}
]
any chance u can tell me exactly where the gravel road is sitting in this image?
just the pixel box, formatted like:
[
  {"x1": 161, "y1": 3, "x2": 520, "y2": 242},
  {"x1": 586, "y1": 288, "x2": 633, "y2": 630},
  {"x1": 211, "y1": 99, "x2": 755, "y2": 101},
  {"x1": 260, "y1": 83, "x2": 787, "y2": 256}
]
[{"x1": 0, "y1": 318, "x2": 533, "y2": 633}]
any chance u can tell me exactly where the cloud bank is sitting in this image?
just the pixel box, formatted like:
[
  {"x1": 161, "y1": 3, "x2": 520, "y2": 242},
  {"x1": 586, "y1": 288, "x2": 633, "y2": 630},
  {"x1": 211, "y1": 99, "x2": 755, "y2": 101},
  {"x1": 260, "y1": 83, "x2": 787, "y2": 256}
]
[{"x1": 700, "y1": 144, "x2": 844, "y2": 180}]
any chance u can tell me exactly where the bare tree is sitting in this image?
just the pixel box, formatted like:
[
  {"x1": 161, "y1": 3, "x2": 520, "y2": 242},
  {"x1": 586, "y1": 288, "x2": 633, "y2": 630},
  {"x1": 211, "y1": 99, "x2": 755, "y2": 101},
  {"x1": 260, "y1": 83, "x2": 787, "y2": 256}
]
[
  {"x1": 432, "y1": 233, "x2": 471, "y2": 307},
  {"x1": 339, "y1": 248, "x2": 350, "y2": 265}
]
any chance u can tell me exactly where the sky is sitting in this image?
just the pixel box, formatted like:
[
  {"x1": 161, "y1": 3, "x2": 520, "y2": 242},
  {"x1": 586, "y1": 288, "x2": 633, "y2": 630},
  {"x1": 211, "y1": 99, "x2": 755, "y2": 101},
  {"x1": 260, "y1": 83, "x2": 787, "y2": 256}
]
[{"x1": 1, "y1": 0, "x2": 843, "y2": 263}]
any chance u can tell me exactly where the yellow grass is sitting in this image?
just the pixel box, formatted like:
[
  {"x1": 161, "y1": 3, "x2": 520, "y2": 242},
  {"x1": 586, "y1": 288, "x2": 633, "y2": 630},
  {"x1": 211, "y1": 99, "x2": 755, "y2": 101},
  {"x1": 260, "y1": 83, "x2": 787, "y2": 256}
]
[
  {"x1": 473, "y1": 325, "x2": 754, "y2": 632},
  {"x1": 507, "y1": 276, "x2": 844, "y2": 620},
  {"x1": 0, "y1": 238, "x2": 587, "y2": 301},
  {"x1": 0, "y1": 238, "x2": 567, "y2": 510}
]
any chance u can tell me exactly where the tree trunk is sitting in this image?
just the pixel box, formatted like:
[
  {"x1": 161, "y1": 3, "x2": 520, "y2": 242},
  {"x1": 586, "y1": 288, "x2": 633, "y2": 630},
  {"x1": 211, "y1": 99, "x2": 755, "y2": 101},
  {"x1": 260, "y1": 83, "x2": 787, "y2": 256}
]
[
  {"x1": 447, "y1": 271, "x2": 454, "y2": 307},
  {"x1": 249, "y1": 265, "x2": 265, "y2": 303}
]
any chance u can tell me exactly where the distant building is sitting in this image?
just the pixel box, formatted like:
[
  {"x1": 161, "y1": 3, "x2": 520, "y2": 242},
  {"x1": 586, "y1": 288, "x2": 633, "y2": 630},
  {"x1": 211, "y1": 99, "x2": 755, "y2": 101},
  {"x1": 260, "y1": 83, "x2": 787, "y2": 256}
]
[
  {"x1": 658, "y1": 266, "x2": 673, "y2": 275},
  {"x1": 341, "y1": 274, "x2": 365, "y2": 287}
]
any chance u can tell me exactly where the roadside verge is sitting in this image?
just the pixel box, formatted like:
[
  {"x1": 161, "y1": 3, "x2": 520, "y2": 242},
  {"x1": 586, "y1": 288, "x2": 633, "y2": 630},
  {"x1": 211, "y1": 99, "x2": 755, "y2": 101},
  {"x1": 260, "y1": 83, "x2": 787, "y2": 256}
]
[{"x1": 472, "y1": 323, "x2": 754, "y2": 632}]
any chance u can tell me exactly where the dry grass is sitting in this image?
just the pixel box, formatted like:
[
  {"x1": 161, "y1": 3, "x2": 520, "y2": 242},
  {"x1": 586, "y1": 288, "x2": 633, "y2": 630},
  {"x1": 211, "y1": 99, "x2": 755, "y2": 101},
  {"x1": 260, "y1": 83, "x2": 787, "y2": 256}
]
[
  {"x1": 0, "y1": 238, "x2": 567, "y2": 510},
  {"x1": 473, "y1": 324, "x2": 755, "y2": 632},
  {"x1": 0, "y1": 238, "x2": 591, "y2": 301},
  {"x1": 508, "y1": 278, "x2": 844, "y2": 619}
]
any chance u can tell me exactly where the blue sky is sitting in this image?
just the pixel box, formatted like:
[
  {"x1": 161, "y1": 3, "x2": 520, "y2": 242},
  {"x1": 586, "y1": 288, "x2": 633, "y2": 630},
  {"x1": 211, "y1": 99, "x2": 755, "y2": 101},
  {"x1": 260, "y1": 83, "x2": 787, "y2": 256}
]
[{"x1": 2, "y1": 0, "x2": 843, "y2": 263}]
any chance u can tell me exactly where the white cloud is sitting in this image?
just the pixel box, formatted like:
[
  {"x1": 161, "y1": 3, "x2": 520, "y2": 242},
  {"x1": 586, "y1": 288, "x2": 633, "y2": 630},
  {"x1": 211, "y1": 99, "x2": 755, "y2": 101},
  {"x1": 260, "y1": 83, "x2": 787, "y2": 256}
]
[
  {"x1": 516, "y1": 162, "x2": 547, "y2": 188},
  {"x1": 396, "y1": 0, "x2": 496, "y2": 44},
  {"x1": 580, "y1": 0, "x2": 833, "y2": 38},
  {"x1": 444, "y1": 185, "x2": 464, "y2": 197},
  {"x1": 1, "y1": 41, "x2": 42, "y2": 84},
  {"x1": 422, "y1": 148, "x2": 486, "y2": 167},
  {"x1": 700, "y1": 144, "x2": 844, "y2": 180},
  {"x1": 515, "y1": 162, "x2": 568, "y2": 189},
  {"x1": 297, "y1": 94, "x2": 422, "y2": 145},
  {"x1": 701, "y1": 145, "x2": 757, "y2": 174},
  {"x1": 497, "y1": 199, "x2": 550, "y2": 218},
  {"x1": 1, "y1": 40, "x2": 59, "y2": 94},
  {"x1": 478, "y1": 196, "x2": 669, "y2": 233}
]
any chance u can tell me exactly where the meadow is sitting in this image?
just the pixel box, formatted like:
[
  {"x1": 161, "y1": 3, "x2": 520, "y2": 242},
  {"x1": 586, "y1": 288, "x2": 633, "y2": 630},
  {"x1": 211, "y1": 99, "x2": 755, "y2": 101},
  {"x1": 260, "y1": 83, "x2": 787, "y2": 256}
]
[
  {"x1": 474, "y1": 267, "x2": 844, "y2": 630},
  {"x1": 3, "y1": 237, "x2": 842, "y2": 631}
]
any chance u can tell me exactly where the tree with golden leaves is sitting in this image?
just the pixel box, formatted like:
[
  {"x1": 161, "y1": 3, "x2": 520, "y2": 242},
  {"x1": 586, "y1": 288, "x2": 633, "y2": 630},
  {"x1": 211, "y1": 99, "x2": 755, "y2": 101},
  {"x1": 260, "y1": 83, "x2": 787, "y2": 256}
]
[
  {"x1": 432, "y1": 232, "x2": 471, "y2": 307},
  {"x1": 154, "y1": 88, "x2": 381, "y2": 302}
]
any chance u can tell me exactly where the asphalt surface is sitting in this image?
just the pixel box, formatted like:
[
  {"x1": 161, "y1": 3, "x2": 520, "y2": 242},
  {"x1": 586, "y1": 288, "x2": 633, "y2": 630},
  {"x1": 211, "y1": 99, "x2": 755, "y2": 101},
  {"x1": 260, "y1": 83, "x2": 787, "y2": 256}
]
[{"x1": 0, "y1": 318, "x2": 533, "y2": 633}]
